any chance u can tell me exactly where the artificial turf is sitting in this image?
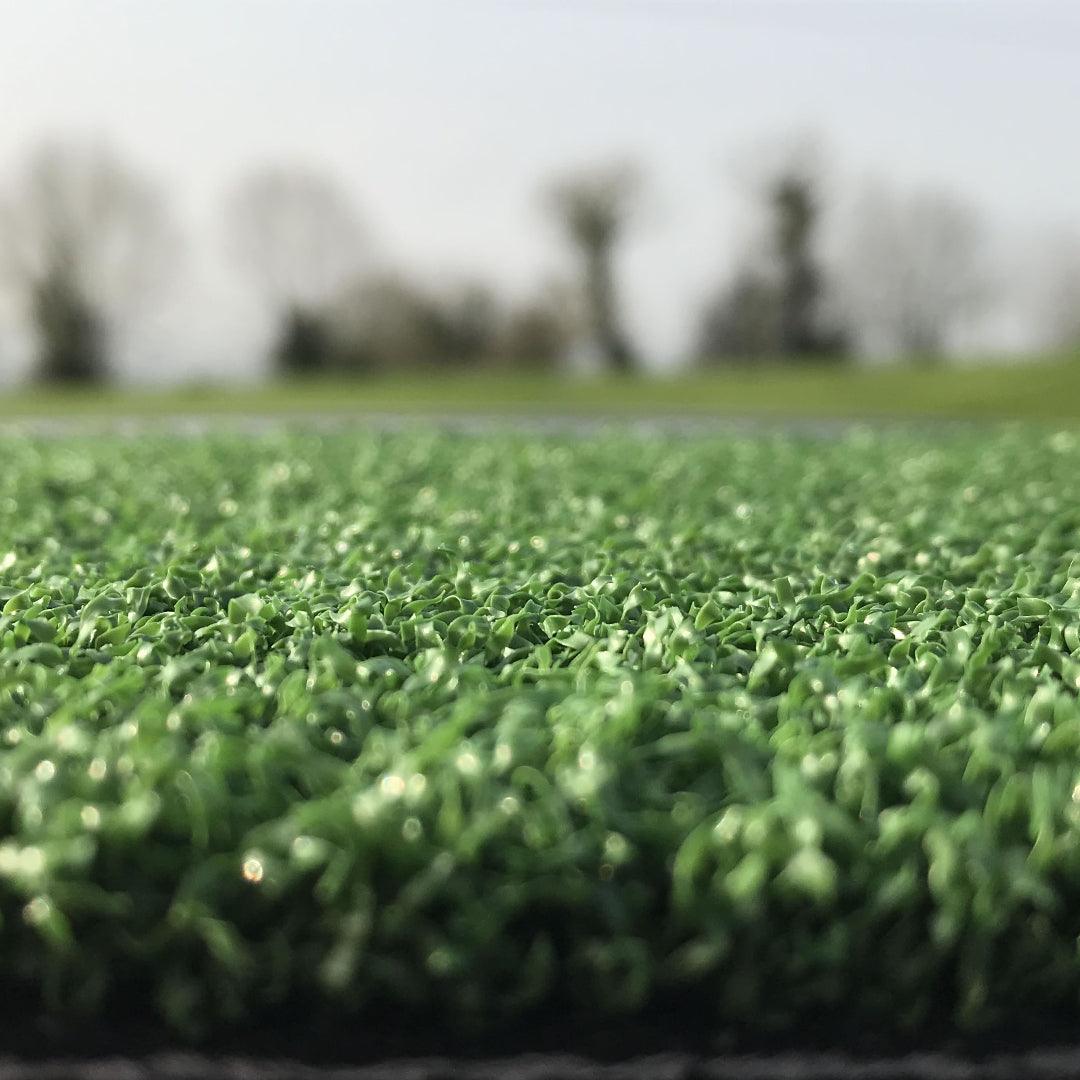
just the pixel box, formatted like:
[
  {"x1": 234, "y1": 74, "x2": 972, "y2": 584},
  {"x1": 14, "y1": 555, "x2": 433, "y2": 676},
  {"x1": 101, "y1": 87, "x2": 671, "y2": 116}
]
[{"x1": 2, "y1": 425, "x2": 1080, "y2": 1048}]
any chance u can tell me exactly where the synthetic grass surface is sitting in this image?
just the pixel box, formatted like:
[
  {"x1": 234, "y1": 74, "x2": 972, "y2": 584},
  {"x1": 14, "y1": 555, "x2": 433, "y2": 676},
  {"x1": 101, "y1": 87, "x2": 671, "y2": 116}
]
[{"x1": 3, "y1": 426, "x2": 1080, "y2": 1044}]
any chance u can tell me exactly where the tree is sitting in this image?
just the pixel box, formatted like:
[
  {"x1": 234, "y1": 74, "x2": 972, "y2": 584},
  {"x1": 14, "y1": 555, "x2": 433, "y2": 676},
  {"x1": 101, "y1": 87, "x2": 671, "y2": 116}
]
[
  {"x1": 436, "y1": 282, "x2": 504, "y2": 366},
  {"x1": 500, "y1": 287, "x2": 572, "y2": 372},
  {"x1": 696, "y1": 270, "x2": 780, "y2": 362},
  {"x1": 835, "y1": 183, "x2": 987, "y2": 361},
  {"x1": 698, "y1": 143, "x2": 846, "y2": 364},
  {"x1": 0, "y1": 141, "x2": 173, "y2": 382},
  {"x1": 29, "y1": 271, "x2": 105, "y2": 382},
  {"x1": 330, "y1": 273, "x2": 448, "y2": 373},
  {"x1": 331, "y1": 272, "x2": 573, "y2": 374},
  {"x1": 770, "y1": 171, "x2": 833, "y2": 356},
  {"x1": 546, "y1": 162, "x2": 641, "y2": 374},
  {"x1": 225, "y1": 167, "x2": 365, "y2": 376},
  {"x1": 272, "y1": 308, "x2": 336, "y2": 378}
]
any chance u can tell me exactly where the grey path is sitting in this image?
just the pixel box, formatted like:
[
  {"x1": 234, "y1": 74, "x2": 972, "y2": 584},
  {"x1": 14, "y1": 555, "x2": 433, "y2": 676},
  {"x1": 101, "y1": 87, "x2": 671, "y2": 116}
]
[{"x1": 0, "y1": 410, "x2": 988, "y2": 440}]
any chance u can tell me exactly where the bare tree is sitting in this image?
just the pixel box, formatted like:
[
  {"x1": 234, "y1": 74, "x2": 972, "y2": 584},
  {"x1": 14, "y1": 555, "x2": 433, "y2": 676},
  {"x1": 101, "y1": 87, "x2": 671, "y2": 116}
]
[
  {"x1": 545, "y1": 162, "x2": 641, "y2": 374},
  {"x1": 0, "y1": 141, "x2": 174, "y2": 382},
  {"x1": 835, "y1": 183, "x2": 988, "y2": 361},
  {"x1": 225, "y1": 167, "x2": 365, "y2": 375}
]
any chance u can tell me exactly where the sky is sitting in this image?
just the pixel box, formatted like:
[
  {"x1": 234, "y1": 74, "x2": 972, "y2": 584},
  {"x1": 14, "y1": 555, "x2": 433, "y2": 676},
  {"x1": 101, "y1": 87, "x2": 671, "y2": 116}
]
[{"x1": 1, "y1": 0, "x2": 1078, "y2": 380}]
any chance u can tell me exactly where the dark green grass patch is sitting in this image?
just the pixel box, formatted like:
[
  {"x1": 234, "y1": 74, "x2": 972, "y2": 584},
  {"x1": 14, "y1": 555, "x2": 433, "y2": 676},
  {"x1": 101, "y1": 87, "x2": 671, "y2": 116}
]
[{"x1": 3, "y1": 426, "x2": 1080, "y2": 1042}]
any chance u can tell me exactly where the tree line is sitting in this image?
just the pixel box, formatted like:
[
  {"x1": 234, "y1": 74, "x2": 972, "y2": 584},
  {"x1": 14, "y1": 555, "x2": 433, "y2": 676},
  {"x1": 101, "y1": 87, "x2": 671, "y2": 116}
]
[{"x1": 0, "y1": 139, "x2": 1070, "y2": 384}]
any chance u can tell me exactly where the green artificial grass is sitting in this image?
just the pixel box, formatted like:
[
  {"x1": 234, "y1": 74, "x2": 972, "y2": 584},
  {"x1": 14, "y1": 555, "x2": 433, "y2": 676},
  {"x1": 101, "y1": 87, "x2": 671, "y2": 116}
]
[
  {"x1": 3, "y1": 425, "x2": 1080, "y2": 1043},
  {"x1": 0, "y1": 352, "x2": 1078, "y2": 423}
]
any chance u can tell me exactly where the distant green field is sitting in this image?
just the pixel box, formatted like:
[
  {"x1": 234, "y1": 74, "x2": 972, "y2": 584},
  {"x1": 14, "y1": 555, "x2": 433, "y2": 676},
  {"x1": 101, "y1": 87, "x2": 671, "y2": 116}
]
[
  {"x1": 0, "y1": 354, "x2": 1077, "y2": 422},
  {"x1": 5, "y1": 425, "x2": 1080, "y2": 1045}
]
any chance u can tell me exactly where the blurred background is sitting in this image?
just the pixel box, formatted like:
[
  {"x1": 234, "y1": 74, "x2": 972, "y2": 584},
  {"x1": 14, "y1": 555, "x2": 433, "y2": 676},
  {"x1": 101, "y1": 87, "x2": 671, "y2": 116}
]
[{"x1": 0, "y1": 0, "x2": 1078, "y2": 412}]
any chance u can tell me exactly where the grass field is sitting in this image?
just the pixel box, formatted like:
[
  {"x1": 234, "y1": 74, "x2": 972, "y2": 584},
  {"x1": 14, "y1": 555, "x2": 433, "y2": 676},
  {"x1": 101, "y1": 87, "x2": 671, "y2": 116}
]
[
  {"x1": 0, "y1": 353, "x2": 1078, "y2": 423},
  {"x1": 4, "y1": 424, "x2": 1080, "y2": 1047}
]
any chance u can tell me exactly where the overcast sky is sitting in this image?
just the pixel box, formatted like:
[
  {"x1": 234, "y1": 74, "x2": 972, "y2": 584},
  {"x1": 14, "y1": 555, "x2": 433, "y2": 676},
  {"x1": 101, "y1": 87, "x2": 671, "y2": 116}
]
[{"x1": 1, "y1": 0, "x2": 1078, "y2": 379}]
